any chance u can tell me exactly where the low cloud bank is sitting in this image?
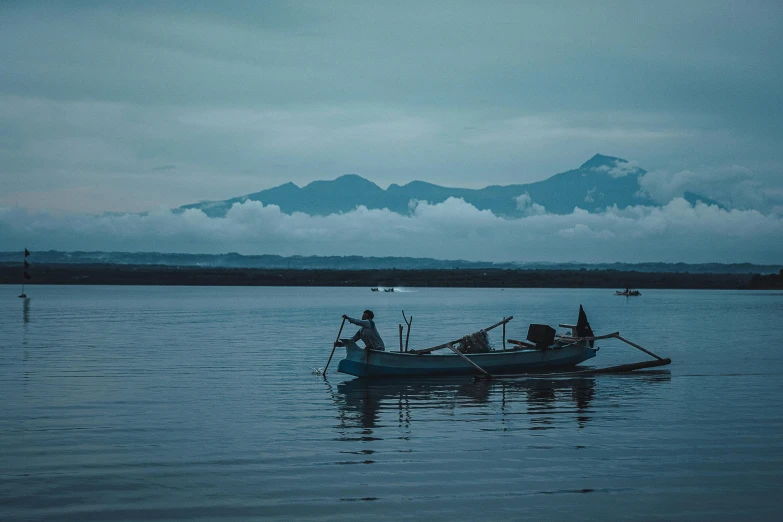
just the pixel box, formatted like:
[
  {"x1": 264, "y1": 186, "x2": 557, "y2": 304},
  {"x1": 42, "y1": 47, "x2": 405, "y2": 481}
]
[
  {"x1": 639, "y1": 165, "x2": 777, "y2": 211},
  {"x1": 1, "y1": 197, "x2": 781, "y2": 264}
]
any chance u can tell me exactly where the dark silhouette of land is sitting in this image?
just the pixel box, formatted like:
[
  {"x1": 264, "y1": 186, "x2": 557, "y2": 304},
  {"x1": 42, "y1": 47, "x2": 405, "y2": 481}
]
[
  {"x1": 749, "y1": 270, "x2": 783, "y2": 289},
  {"x1": 2, "y1": 251, "x2": 778, "y2": 274},
  {"x1": 2, "y1": 263, "x2": 779, "y2": 289}
]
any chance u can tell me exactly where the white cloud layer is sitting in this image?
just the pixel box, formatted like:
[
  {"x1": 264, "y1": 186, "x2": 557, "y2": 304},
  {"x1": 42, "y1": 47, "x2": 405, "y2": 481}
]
[
  {"x1": 593, "y1": 159, "x2": 642, "y2": 178},
  {"x1": 515, "y1": 193, "x2": 547, "y2": 216},
  {"x1": 2, "y1": 198, "x2": 781, "y2": 264}
]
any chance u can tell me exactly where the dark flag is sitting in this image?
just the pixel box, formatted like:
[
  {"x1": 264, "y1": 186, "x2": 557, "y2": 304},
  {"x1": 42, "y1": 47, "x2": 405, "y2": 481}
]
[
  {"x1": 24, "y1": 271, "x2": 32, "y2": 280},
  {"x1": 24, "y1": 248, "x2": 30, "y2": 257},
  {"x1": 24, "y1": 260, "x2": 30, "y2": 269},
  {"x1": 576, "y1": 305, "x2": 595, "y2": 347}
]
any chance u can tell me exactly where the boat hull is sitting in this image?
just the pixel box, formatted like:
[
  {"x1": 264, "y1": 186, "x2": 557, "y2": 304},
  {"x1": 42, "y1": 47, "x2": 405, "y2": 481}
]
[{"x1": 336, "y1": 340, "x2": 597, "y2": 378}]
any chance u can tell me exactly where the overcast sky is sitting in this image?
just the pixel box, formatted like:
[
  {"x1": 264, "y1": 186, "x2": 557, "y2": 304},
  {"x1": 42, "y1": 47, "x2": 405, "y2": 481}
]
[{"x1": 1, "y1": 1, "x2": 782, "y2": 263}]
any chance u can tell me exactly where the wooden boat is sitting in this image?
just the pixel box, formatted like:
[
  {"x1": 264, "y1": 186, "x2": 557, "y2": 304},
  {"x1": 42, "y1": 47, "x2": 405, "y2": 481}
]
[
  {"x1": 336, "y1": 338, "x2": 597, "y2": 377},
  {"x1": 336, "y1": 312, "x2": 599, "y2": 378},
  {"x1": 615, "y1": 289, "x2": 641, "y2": 296},
  {"x1": 328, "y1": 305, "x2": 671, "y2": 379}
]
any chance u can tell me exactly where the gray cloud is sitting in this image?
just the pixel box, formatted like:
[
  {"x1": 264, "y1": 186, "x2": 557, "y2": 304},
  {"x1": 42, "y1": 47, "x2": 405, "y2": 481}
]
[{"x1": 1, "y1": 1, "x2": 782, "y2": 263}]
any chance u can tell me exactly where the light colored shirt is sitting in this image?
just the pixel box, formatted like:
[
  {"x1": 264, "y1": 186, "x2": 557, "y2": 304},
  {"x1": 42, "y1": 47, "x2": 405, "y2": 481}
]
[{"x1": 346, "y1": 316, "x2": 386, "y2": 351}]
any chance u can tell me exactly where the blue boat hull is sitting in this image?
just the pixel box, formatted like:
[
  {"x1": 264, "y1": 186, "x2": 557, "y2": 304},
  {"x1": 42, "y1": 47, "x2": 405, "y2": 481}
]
[{"x1": 336, "y1": 340, "x2": 597, "y2": 378}]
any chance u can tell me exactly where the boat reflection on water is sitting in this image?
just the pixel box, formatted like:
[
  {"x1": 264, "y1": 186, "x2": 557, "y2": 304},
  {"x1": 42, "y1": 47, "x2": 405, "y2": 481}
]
[
  {"x1": 330, "y1": 371, "x2": 671, "y2": 435},
  {"x1": 333, "y1": 377, "x2": 496, "y2": 435}
]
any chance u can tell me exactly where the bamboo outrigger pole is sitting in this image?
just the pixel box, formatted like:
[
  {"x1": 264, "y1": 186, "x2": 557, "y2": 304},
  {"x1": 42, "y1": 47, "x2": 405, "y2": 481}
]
[
  {"x1": 613, "y1": 334, "x2": 666, "y2": 361},
  {"x1": 558, "y1": 332, "x2": 666, "y2": 361},
  {"x1": 408, "y1": 316, "x2": 513, "y2": 355}
]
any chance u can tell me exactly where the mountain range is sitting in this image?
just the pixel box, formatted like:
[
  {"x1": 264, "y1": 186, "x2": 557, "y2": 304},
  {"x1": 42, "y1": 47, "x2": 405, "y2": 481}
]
[{"x1": 176, "y1": 154, "x2": 719, "y2": 218}]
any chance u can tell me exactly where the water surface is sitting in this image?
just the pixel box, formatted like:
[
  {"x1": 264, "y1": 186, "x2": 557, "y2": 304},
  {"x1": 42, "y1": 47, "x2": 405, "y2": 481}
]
[{"x1": 2, "y1": 286, "x2": 782, "y2": 520}]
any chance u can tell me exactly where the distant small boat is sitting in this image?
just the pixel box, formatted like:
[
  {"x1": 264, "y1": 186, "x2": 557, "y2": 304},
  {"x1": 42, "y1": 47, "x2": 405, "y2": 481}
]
[
  {"x1": 370, "y1": 287, "x2": 379, "y2": 292},
  {"x1": 615, "y1": 289, "x2": 641, "y2": 296},
  {"x1": 384, "y1": 288, "x2": 395, "y2": 292}
]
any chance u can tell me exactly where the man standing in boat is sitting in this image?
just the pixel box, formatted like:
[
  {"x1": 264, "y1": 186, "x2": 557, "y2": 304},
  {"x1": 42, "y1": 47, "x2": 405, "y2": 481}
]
[{"x1": 335, "y1": 310, "x2": 386, "y2": 351}]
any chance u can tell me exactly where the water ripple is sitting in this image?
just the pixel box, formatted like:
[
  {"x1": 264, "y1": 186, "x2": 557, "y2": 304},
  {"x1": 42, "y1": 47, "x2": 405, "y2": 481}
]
[{"x1": 2, "y1": 286, "x2": 782, "y2": 521}]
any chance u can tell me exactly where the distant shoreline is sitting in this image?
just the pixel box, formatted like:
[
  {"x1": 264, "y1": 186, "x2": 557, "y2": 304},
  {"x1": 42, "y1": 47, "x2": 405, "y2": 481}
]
[
  {"x1": 1, "y1": 252, "x2": 779, "y2": 275},
  {"x1": 3, "y1": 263, "x2": 781, "y2": 289}
]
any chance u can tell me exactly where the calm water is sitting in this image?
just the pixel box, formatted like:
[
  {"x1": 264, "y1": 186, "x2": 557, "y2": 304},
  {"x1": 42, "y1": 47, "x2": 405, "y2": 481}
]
[{"x1": 2, "y1": 286, "x2": 782, "y2": 521}]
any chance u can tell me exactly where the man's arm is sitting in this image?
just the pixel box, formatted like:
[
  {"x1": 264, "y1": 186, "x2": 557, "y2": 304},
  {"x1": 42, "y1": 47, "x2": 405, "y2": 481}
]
[{"x1": 345, "y1": 316, "x2": 373, "y2": 328}]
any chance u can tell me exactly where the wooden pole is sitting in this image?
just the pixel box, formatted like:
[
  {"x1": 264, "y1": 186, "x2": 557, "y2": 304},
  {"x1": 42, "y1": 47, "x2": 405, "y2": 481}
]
[
  {"x1": 447, "y1": 344, "x2": 492, "y2": 378},
  {"x1": 556, "y1": 331, "x2": 665, "y2": 361},
  {"x1": 323, "y1": 317, "x2": 346, "y2": 376},
  {"x1": 409, "y1": 316, "x2": 514, "y2": 355},
  {"x1": 405, "y1": 316, "x2": 412, "y2": 352},
  {"x1": 402, "y1": 310, "x2": 413, "y2": 352},
  {"x1": 556, "y1": 332, "x2": 620, "y2": 349},
  {"x1": 399, "y1": 324, "x2": 404, "y2": 352},
  {"x1": 507, "y1": 338, "x2": 537, "y2": 348},
  {"x1": 484, "y1": 316, "x2": 513, "y2": 332},
  {"x1": 502, "y1": 318, "x2": 506, "y2": 350},
  {"x1": 614, "y1": 334, "x2": 666, "y2": 361}
]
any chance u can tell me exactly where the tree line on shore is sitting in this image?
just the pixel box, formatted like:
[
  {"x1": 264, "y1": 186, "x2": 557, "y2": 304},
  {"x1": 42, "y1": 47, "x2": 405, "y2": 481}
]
[
  {"x1": 749, "y1": 270, "x2": 783, "y2": 289},
  {"x1": 2, "y1": 263, "x2": 780, "y2": 289}
]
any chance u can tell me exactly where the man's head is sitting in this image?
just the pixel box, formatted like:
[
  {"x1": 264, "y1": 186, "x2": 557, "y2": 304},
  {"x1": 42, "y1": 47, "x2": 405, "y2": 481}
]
[{"x1": 362, "y1": 309, "x2": 374, "y2": 320}]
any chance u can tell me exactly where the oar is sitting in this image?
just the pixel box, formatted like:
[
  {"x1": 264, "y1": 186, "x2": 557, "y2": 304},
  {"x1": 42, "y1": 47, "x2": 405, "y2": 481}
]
[
  {"x1": 447, "y1": 344, "x2": 492, "y2": 378},
  {"x1": 323, "y1": 317, "x2": 347, "y2": 376}
]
